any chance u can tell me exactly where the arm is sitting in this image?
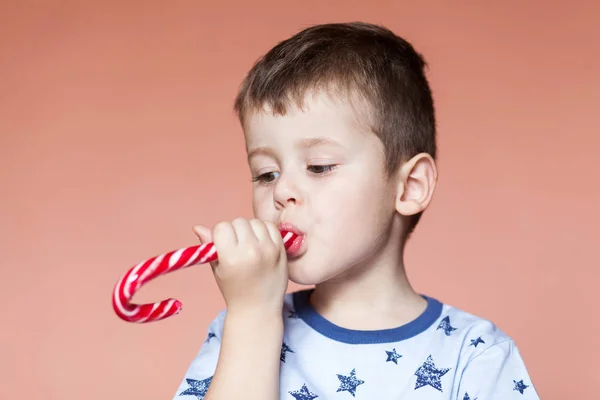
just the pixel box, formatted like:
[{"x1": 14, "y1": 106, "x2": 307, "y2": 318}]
[
  {"x1": 457, "y1": 339, "x2": 540, "y2": 399},
  {"x1": 205, "y1": 310, "x2": 283, "y2": 400},
  {"x1": 175, "y1": 218, "x2": 289, "y2": 400},
  {"x1": 172, "y1": 308, "x2": 283, "y2": 400}
]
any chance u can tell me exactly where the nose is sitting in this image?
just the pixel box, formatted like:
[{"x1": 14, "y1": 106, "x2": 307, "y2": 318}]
[{"x1": 273, "y1": 173, "x2": 300, "y2": 209}]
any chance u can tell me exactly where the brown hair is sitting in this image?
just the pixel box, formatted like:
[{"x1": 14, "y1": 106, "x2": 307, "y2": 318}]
[{"x1": 234, "y1": 22, "x2": 437, "y2": 235}]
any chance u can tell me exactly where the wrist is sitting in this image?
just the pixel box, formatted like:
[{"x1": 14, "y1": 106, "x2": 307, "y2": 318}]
[
  {"x1": 225, "y1": 307, "x2": 283, "y2": 332},
  {"x1": 225, "y1": 296, "x2": 285, "y2": 321},
  {"x1": 220, "y1": 309, "x2": 284, "y2": 357}
]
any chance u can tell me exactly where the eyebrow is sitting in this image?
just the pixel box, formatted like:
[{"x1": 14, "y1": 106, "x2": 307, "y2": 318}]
[{"x1": 247, "y1": 137, "x2": 345, "y2": 160}]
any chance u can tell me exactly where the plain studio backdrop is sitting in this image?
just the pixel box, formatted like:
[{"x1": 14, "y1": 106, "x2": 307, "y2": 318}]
[{"x1": 1, "y1": 1, "x2": 598, "y2": 399}]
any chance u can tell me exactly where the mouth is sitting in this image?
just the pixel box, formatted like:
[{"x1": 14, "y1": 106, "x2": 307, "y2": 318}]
[{"x1": 278, "y1": 222, "x2": 306, "y2": 258}]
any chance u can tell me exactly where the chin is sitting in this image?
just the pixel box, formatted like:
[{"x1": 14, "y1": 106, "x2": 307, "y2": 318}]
[
  {"x1": 287, "y1": 258, "x2": 344, "y2": 286},
  {"x1": 287, "y1": 266, "x2": 319, "y2": 285}
]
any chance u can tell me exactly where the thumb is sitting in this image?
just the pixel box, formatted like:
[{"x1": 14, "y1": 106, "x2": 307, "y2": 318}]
[
  {"x1": 193, "y1": 225, "x2": 218, "y2": 271},
  {"x1": 193, "y1": 225, "x2": 213, "y2": 244}
]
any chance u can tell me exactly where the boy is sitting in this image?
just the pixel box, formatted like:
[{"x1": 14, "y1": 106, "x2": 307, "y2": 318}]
[{"x1": 173, "y1": 22, "x2": 539, "y2": 399}]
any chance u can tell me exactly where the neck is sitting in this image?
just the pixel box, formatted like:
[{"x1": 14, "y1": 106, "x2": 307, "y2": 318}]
[{"x1": 309, "y1": 228, "x2": 427, "y2": 331}]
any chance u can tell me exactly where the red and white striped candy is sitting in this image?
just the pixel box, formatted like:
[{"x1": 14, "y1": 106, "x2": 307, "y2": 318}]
[{"x1": 112, "y1": 230, "x2": 297, "y2": 323}]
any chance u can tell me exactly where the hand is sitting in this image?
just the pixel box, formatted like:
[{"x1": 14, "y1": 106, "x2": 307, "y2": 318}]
[{"x1": 193, "y1": 218, "x2": 289, "y2": 315}]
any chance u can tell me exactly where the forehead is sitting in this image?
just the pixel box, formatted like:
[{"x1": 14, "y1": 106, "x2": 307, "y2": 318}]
[{"x1": 243, "y1": 91, "x2": 372, "y2": 150}]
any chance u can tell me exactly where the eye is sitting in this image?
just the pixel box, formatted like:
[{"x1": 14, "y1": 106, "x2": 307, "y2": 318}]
[
  {"x1": 251, "y1": 171, "x2": 280, "y2": 184},
  {"x1": 307, "y1": 165, "x2": 337, "y2": 175}
]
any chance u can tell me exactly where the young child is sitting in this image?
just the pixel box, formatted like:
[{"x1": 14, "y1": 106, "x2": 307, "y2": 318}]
[{"x1": 173, "y1": 22, "x2": 539, "y2": 400}]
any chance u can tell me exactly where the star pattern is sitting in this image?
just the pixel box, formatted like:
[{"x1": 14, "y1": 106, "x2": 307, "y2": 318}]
[
  {"x1": 204, "y1": 332, "x2": 217, "y2": 343},
  {"x1": 513, "y1": 379, "x2": 529, "y2": 394},
  {"x1": 179, "y1": 376, "x2": 213, "y2": 399},
  {"x1": 414, "y1": 355, "x2": 451, "y2": 392},
  {"x1": 385, "y1": 348, "x2": 402, "y2": 364},
  {"x1": 437, "y1": 316, "x2": 457, "y2": 336},
  {"x1": 336, "y1": 368, "x2": 365, "y2": 397},
  {"x1": 177, "y1": 291, "x2": 540, "y2": 400},
  {"x1": 281, "y1": 342, "x2": 295, "y2": 362},
  {"x1": 289, "y1": 384, "x2": 318, "y2": 400}
]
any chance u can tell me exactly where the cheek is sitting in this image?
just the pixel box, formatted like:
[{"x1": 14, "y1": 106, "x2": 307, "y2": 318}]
[
  {"x1": 252, "y1": 189, "x2": 272, "y2": 219},
  {"x1": 314, "y1": 177, "x2": 392, "y2": 233},
  {"x1": 309, "y1": 183, "x2": 349, "y2": 226}
]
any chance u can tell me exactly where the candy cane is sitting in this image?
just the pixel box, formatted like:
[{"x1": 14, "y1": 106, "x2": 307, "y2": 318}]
[{"x1": 112, "y1": 230, "x2": 298, "y2": 323}]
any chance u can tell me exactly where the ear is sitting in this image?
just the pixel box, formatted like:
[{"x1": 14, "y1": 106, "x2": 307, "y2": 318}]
[{"x1": 394, "y1": 153, "x2": 438, "y2": 216}]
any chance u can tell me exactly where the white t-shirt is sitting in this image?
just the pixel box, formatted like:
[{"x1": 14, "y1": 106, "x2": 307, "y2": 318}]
[{"x1": 173, "y1": 289, "x2": 540, "y2": 399}]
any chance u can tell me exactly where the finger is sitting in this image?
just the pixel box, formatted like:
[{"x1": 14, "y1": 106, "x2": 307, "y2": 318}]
[
  {"x1": 193, "y1": 225, "x2": 213, "y2": 244},
  {"x1": 249, "y1": 219, "x2": 271, "y2": 242},
  {"x1": 213, "y1": 221, "x2": 238, "y2": 251},
  {"x1": 193, "y1": 224, "x2": 220, "y2": 270},
  {"x1": 231, "y1": 217, "x2": 256, "y2": 244},
  {"x1": 265, "y1": 221, "x2": 284, "y2": 248}
]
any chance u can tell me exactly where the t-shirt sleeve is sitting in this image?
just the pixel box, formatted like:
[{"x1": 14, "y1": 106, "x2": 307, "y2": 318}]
[
  {"x1": 458, "y1": 339, "x2": 540, "y2": 399},
  {"x1": 172, "y1": 310, "x2": 226, "y2": 400}
]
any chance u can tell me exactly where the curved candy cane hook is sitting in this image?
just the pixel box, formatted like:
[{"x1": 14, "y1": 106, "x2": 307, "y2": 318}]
[{"x1": 112, "y1": 230, "x2": 298, "y2": 323}]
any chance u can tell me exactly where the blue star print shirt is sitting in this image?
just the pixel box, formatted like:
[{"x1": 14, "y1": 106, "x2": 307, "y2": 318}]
[{"x1": 173, "y1": 289, "x2": 540, "y2": 399}]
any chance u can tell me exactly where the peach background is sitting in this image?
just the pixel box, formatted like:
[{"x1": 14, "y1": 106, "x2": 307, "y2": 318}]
[{"x1": 1, "y1": 1, "x2": 598, "y2": 399}]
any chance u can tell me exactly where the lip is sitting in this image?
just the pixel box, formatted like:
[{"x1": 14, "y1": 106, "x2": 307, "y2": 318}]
[
  {"x1": 278, "y1": 222, "x2": 306, "y2": 258},
  {"x1": 278, "y1": 222, "x2": 305, "y2": 236}
]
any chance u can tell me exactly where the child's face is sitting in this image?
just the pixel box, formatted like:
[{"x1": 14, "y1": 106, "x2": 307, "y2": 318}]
[{"x1": 244, "y1": 91, "x2": 400, "y2": 285}]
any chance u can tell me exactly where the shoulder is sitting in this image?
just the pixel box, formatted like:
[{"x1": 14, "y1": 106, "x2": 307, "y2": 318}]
[
  {"x1": 436, "y1": 299, "x2": 511, "y2": 340},
  {"x1": 438, "y1": 300, "x2": 510, "y2": 338},
  {"x1": 434, "y1": 302, "x2": 540, "y2": 398},
  {"x1": 430, "y1": 298, "x2": 518, "y2": 363}
]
